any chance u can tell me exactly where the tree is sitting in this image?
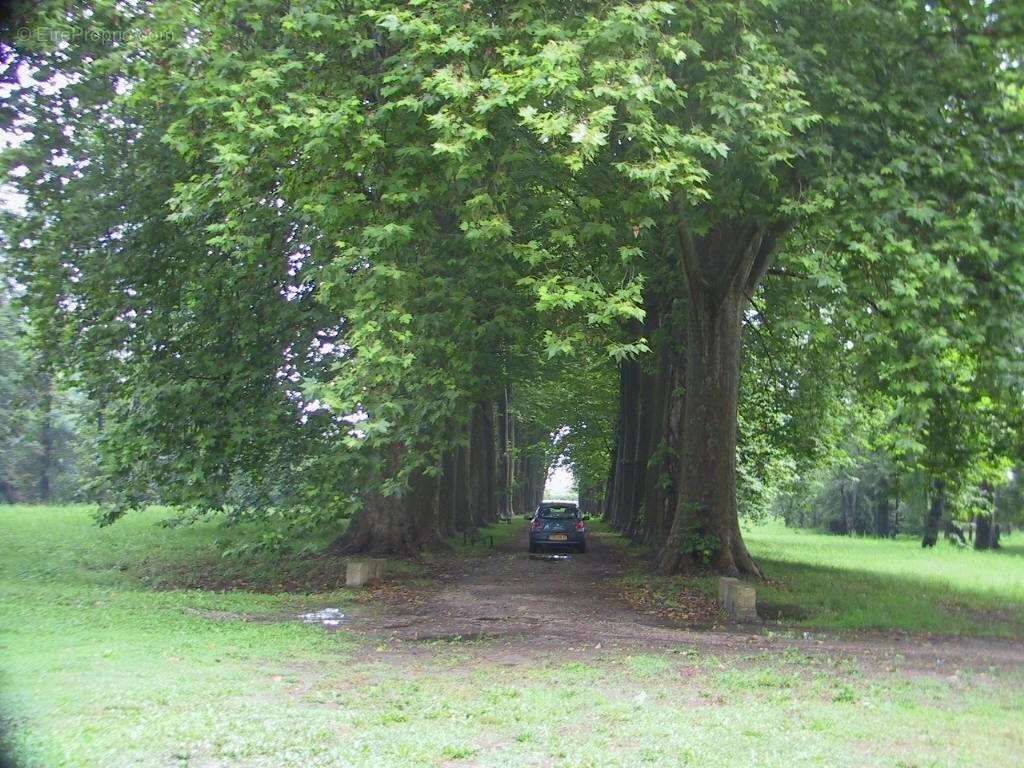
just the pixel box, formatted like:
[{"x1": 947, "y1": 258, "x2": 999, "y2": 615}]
[
  {"x1": 0, "y1": 289, "x2": 28, "y2": 502},
  {"x1": 3, "y1": 0, "x2": 581, "y2": 550},
  {"x1": 485, "y1": 1, "x2": 1024, "y2": 573},
  {"x1": 5, "y1": 1, "x2": 1023, "y2": 572}
]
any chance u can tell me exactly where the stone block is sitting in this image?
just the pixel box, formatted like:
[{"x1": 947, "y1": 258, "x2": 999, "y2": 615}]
[
  {"x1": 346, "y1": 559, "x2": 377, "y2": 587},
  {"x1": 723, "y1": 580, "x2": 758, "y2": 622},
  {"x1": 718, "y1": 576, "x2": 739, "y2": 604}
]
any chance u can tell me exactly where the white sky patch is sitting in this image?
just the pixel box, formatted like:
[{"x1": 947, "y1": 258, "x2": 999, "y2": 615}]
[
  {"x1": 544, "y1": 465, "x2": 576, "y2": 501},
  {"x1": 543, "y1": 425, "x2": 577, "y2": 500},
  {"x1": 1, "y1": 132, "x2": 28, "y2": 216},
  {"x1": 0, "y1": 183, "x2": 27, "y2": 215}
]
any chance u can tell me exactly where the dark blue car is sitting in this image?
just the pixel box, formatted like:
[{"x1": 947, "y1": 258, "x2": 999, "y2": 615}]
[{"x1": 529, "y1": 501, "x2": 586, "y2": 554}]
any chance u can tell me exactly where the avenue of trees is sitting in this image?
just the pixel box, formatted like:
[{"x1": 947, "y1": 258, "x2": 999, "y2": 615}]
[{"x1": 2, "y1": 1, "x2": 1023, "y2": 574}]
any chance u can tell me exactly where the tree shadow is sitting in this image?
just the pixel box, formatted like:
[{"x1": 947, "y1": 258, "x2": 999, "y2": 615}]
[
  {"x1": 752, "y1": 557, "x2": 1024, "y2": 638},
  {"x1": 992, "y1": 538, "x2": 1024, "y2": 558}
]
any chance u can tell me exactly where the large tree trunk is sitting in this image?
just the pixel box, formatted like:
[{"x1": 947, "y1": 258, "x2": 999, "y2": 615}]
[
  {"x1": 654, "y1": 216, "x2": 780, "y2": 577},
  {"x1": 850, "y1": 481, "x2": 860, "y2": 534},
  {"x1": 921, "y1": 481, "x2": 944, "y2": 548},
  {"x1": 975, "y1": 485, "x2": 999, "y2": 550},
  {"x1": 410, "y1": 468, "x2": 441, "y2": 541},
  {"x1": 625, "y1": 306, "x2": 668, "y2": 541},
  {"x1": 873, "y1": 487, "x2": 891, "y2": 538},
  {"x1": 577, "y1": 478, "x2": 602, "y2": 518},
  {"x1": 450, "y1": 443, "x2": 472, "y2": 532},
  {"x1": 513, "y1": 423, "x2": 550, "y2": 515},
  {"x1": 839, "y1": 483, "x2": 855, "y2": 536},
  {"x1": 607, "y1": 357, "x2": 643, "y2": 532},
  {"x1": 514, "y1": 451, "x2": 533, "y2": 516},
  {"x1": 526, "y1": 452, "x2": 546, "y2": 511},
  {"x1": 624, "y1": 290, "x2": 678, "y2": 541},
  {"x1": 438, "y1": 444, "x2": 469, "y2": 538},
  {"x1": 468, "y1": 401, "x2": 497, "y2": 525},
  {"x1": 513, "y1": 452, "x2": 528, "y2": 516},
  {"x1": 0, "y1": 474, "x2": 16, "y2": 504},
  {"x1": 974, "y1": 515, "x2": 996, "y2": 550},
  {"x1": 600, "y1": 284, "x2": 684, "y2": 547},
  {"x1": 638, "y1": 319, "x2": 684, "y2": 547},
  {"x1": 332, "y1": 447, "x2": 441, "y2": 555},
  {"x1": 606, "y1": 289, "x2": 678, "y2": 540},
  {"x1": 658, "y1": 285, "x2": 759, "y2": 576},
  {"x1": 601, "y1": 411, "x2": 621, "y2": 522}
]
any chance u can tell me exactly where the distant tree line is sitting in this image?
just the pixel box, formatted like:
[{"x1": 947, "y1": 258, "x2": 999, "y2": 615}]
[
  {"x1": 772, "y1": 441, "x2": 1023, "y2": 549},
  {"x1": 0, "y1": 288, "x2": 96, "y2": 504}
]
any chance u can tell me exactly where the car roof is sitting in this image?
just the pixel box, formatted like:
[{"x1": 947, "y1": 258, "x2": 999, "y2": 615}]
[{"x1": 540, "y1": 500, "x2": 577, "y2": 506}]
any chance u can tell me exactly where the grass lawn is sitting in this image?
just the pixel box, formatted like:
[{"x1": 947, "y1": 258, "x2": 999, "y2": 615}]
[
  {"x1": 2, "y1": 506, "x2": 1023, "y2": 767},
  {"x1": 743, "y1": 520, "x2": 1024, "y2": 636}
]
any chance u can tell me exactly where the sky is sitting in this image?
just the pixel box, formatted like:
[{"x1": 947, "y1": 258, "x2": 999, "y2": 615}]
[{"x1": 544, "y1": 464, "x2": 576, "y2": 501}]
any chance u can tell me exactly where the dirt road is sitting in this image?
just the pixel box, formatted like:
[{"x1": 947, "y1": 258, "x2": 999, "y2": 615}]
[{"x1": 345, "y1": 525, "x2": 1024, "y2": 676}]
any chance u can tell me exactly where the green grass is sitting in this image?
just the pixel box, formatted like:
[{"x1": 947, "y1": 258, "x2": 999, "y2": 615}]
[
  {"x1": 742, "y1": 520, "x2": 1024, "y2": 636},
  {"x1": 450, "y1": 516, "x2": 524, "y2": 555},
  {"x1": 2, "y1": 506, "x2": 1023, "y2": 767},
  {"x1": 0, "y1": 506, "x2": 359, "y2": 766}
]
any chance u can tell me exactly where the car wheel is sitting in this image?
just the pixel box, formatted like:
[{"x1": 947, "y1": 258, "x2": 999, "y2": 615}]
[
  {"x1": 578, "y1": 541, "x2": 587, "y2": 554},
  {"x1": 529, "y1": 541, "x2": 537, "y2": 553}
]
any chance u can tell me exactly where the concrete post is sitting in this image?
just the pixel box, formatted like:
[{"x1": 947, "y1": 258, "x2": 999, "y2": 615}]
[
  {"x1": 718, "y1": 576, "x2": 758, "y2": 621},
  {"x1": 346, "y1": 559, "x2": 382, "y2": 587}
]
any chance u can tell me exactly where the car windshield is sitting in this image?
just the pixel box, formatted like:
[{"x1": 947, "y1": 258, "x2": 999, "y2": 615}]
[{"x1": 538, "y1": 505, "x2": 577, "y2": 519}]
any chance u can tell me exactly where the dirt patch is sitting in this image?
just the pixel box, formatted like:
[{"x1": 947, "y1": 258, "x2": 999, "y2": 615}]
[
  {"x1": 137, "y1": 552, "x2": 357, "y2": 593},
  {"x1": 940, "y1": 601, "x2": 1024, "y2": 635},
  {"x1": 342, "y1": 525, "x2": 675, "y2": 646},
  {"x1": 618, "y1": 580, "x2": 725, "y2": 627},
  {"x1": 407, "y1": 631, "x2": 503, "y2": 644}
]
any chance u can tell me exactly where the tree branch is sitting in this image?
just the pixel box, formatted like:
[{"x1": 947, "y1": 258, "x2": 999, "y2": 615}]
[
  {"x1": 745, "y1": 221, "x2": 793, "y2": 295},
  {"x1": 766, "y1": 266, "x2": 808, "y2": 280},
  {"x1": 731, "y1": 221, "x2": 766, "y2": 294},
  {"x1": 670, "y1": 195, "x2": 702, "y2": 291}
]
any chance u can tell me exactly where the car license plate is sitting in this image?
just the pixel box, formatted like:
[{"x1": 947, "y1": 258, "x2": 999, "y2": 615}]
[{"x1": 549, "y1": 534, "x2": 568, "y2": 541}]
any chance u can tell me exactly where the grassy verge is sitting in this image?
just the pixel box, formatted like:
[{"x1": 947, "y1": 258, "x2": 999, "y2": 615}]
[
  {"x1": 744, "y1": 521, "x2": 1024, "y2": 636},
  {"x1": 615, "y1": 520, "x2": 1024, "y2": 637},
  {"x1": 449, "y1": 516, "x2": 524, "y2": 555}
]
